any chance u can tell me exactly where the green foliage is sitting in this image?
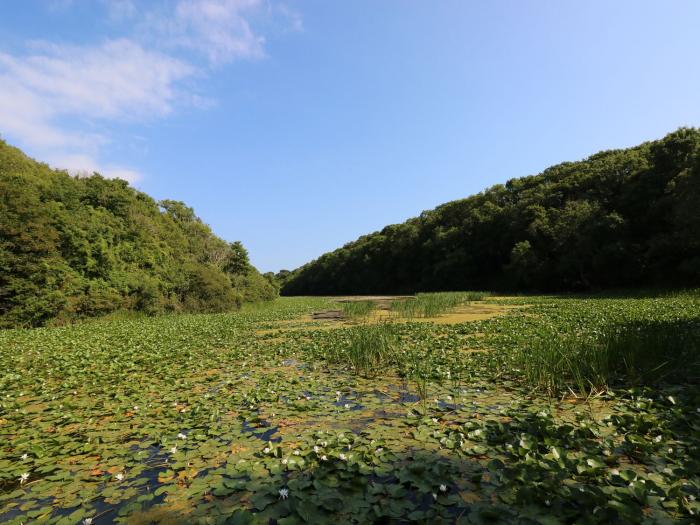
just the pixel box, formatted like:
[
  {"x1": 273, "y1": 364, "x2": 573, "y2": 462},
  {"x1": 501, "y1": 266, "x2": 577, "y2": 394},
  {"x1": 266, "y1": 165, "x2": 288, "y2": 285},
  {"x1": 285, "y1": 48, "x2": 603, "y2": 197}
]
[
  {"x1": 497, "y1": 294, "x2": 700, "y2": 396},
  {"x1": 391, "y1": 291, "x2": 488, "y2": 318},
  {"x1": 0, "y1": 140, "x2": 276, "y2": 327},
  {"x1": 2, "y1": 295, "x2": 699, "y2": 523},
  {"x1": 339, "y1": 300, "x2": 375, "y2": 319},
  {"x1": 344, "y1": 323, "x2": 398, "y2": 377},
  {"x1": 283, "y1": 128, "x2": 700, "y2": 295}
]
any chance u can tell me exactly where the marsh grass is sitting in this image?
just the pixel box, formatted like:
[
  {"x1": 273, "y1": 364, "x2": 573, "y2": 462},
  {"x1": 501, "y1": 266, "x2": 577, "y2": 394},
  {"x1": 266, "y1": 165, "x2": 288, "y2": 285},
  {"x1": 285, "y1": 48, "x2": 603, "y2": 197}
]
[
  {"x1": 345, "y1": 323, "x2": 399, "y2": 377},
  {"x1": 391, "y1": 291, "x2": 490, "y2": 318},
  {"x1": 413, "y1": 373, "x2": 429, "y2": 412},
  {"x1": 340, "y1": 300, "x2": 375, "y2": 320},
  {"x1": 516, "y1": 320, "x2": 700, "y2": 396}
]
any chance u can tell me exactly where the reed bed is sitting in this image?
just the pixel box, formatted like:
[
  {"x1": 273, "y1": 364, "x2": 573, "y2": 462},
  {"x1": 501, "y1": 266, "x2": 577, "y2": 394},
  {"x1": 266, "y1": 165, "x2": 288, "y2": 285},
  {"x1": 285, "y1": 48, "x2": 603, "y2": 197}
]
[
  {"x1": 344, "y1": 323, "x2": 399, "y2": 377},
  {"x1": 340, "y1": 300, "x2": 375, "y2": 320},
  {"x1": 513, "y1": 319, "x2": 700, "y2": 396},
  {"x1": 391, "y1": 291, "x2": 490, "y2": 318}
]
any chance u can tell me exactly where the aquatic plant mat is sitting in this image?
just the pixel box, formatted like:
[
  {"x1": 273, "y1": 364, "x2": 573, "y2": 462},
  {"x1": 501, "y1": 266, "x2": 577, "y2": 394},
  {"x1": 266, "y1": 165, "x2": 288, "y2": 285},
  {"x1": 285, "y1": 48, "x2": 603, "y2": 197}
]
[{"x1": 2, "y1": 294, "x2": 699, "y2": 523}]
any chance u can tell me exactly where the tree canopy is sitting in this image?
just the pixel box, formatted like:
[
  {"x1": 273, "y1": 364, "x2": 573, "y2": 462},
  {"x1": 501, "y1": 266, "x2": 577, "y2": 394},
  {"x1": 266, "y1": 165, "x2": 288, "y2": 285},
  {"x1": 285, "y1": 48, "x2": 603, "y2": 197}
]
[
  {"x1": 282, "y1": 128, "x2": 700, "y2": 295},
  {"x1": 0, "y1": 140, "x2": 277, "y2": 328}
]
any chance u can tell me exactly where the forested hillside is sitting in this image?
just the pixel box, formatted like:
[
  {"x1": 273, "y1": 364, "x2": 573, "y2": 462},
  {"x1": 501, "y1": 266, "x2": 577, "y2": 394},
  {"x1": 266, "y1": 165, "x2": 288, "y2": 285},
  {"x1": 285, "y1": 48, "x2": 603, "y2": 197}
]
[
  {"x1": 282, "y1": 128, "x2": 700, "y2": 295},
  {"x1": 0, "y1": 140, "x2": 277, "y2": 328}
]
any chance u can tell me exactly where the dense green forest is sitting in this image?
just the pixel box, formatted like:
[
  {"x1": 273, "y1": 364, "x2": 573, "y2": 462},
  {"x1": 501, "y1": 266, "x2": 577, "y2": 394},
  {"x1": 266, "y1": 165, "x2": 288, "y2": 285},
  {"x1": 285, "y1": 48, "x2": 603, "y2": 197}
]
[
  {"x1": 0, "y1": 140, "x2": 277, "y2": 328},
  {"x1": 282, "y1": 128, "x2": 700, "y2": 295}
]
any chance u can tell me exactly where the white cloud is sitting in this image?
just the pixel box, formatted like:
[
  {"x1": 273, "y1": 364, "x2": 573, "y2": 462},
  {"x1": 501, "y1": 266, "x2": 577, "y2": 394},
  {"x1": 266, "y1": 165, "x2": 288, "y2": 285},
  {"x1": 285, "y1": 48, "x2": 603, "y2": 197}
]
[
  {"x1": 3, "y1": 39, "x2": 193, "y2": 120},
  {"x1": 156, "y1": 0, "x2": 266, "y2": 65},
  {"x1": 0, "y1": 39, "x2": 192, "y2": 183},
  {"x1": 105, "y1": 0, "x2": 137, "y2": 20},
  {"x1": 0, "y1": 1, "x2": 301, "y2": 183},
  {"x1": 49, "y1": 154, "x2": 143, "y2": 184}
]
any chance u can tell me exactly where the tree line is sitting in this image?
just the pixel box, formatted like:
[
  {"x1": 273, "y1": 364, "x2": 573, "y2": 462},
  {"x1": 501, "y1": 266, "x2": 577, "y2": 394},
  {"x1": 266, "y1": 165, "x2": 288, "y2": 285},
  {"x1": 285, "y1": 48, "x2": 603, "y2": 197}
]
[
  {"x1": 281, "y1": 128, "x2": 700, "y2": 295},
  {"x1": 0, "y1": 140, "x2": 277, "y2": 328}
]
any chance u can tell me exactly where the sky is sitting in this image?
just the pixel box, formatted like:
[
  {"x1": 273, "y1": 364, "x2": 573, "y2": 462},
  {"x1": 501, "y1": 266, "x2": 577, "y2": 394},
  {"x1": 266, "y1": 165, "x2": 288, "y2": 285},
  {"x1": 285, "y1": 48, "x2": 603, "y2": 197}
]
[{"x1": 1, "y1": 1, "x2": 700, "y2": 273}]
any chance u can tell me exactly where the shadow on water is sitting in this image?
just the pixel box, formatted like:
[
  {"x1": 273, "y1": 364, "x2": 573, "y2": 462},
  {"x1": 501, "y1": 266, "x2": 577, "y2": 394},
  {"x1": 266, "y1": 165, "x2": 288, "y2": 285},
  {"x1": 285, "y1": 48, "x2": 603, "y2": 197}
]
[
  {"x1": 5, "y1": 385, "x2": 699, "y2": 524},
  {"x1": 84, "y1": 449, "x2": 492, "y2": 525}
]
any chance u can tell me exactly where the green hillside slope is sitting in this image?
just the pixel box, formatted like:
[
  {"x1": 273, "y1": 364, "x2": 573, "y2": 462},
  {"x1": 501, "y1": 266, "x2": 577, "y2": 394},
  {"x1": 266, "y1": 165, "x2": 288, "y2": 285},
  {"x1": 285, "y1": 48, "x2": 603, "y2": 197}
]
[
  {"x1": 0, "y1": 140, "x2": 277, "y2": 328},
  {"x1": 282, "y1": 128, "x2": 700, "y2": 295}
]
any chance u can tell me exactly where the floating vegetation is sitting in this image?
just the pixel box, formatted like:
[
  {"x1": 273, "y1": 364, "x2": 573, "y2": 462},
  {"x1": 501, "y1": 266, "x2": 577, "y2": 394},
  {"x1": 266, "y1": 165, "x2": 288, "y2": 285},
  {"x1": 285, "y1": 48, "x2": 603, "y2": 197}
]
[{"x1": 2, "y1": 294, "x2": 699, "y2": 523}]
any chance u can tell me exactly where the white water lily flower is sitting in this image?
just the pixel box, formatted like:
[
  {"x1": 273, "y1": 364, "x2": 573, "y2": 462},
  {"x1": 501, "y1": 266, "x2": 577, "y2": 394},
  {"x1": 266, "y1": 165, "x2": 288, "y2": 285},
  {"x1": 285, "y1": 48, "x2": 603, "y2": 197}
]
[
  {"x1": 133, "y1": 406, "x2": 138, "y2": 411},
  {"x1": 545, "y1": 499, "x2": 551, "y2": 506},
  {"x1": 20, "y1": 472, "x2": 29, "y2": 484},
  {"x1": 177, "y1": 433, "x2": 187, "y2": 440},
  {"x1": 83, "y1": 519, "x2": 93, "y2": 525},
  {"x1": 432, "y1": 418, "x2": 438, "y2": 423},
  {"x1": 654, "y1": 435, "x2": 662, "y2": 443},
  {"x1": 376, "y1": 448, "x2": 383, "y2": 454},
  {"x1": 344, "y1": 403, "x2": 351, "y2": 409},
  {"x1": 432, "y1": 493, "x2": 437, "y2": 500},
  {"x1": 115, "y1": 473, "x2": 124, "y2": 481},
  {"x1": 313, "y1": 445, "x2": 320, "y2": 453},
  {"x1": 668, "y1": 448, "x2": 674, "y2": 454},
  {"x1": 322, "y1": 441, "x2": 327, "y2": 447},
  {"x1": 339, "y1": 453, "x2": 347, "y2": 460},
  {"x1": 282, "y1": 458, "x2": 288, "y2": 465},
  {"x1": 320, "y1": 455, "x2": 327, "y2": 461},
  {"x1": 263, "y1": 447, "x2": 271, "y2": 454},
  {"x1": 20, "y1": 453, "x2": 28, "y2": 460},
  {"x1": 279, "y1": 488, "x2": 289, "y2": 499},
  {"x1": 293, "y1": 450, "x2": 301, "y2": 456},
  {"x1": 439, "y1": 484, "x2": 447, "y2": 492},
  {"x1": 170, "y1": 446, "x2": 178, "y2": 454}
]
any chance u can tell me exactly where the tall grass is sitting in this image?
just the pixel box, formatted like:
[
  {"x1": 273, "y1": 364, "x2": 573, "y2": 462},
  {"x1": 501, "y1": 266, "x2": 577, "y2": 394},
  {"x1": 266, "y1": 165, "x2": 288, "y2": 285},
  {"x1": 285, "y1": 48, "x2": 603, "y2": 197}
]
[
  {"x1": 345, "y1": 323, "x2": 399, "y2": 377},
  {"x1": 391, "y1": 291, "x2": 490, "y2": 318},
  {"x1": 340, "y1": 300, "x2": 375, "y2": 320},
  {"x1": 514, "y1": 320, "x2": 700, "y2": 396}
]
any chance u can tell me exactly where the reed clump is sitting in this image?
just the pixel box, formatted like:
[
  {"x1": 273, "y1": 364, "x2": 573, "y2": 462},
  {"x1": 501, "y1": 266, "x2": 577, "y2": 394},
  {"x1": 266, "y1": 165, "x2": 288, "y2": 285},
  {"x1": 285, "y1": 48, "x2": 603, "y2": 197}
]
[
  {"x1": 340, "y1": 300, "x2": 375, "y2": 320},
  {"x1": 345, "y1": 323, "x2": 399, "y2": 377},
  {"x1": 391, "y1": 291, "x2": 490, "y2": 318},
  {"x1": 513, "y1": 319, "x2": 700, "y2": 396}
]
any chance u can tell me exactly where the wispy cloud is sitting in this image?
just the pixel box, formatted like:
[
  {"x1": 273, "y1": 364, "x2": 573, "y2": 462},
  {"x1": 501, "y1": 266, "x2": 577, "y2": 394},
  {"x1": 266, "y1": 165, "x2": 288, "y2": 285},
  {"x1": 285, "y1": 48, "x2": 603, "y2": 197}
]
[
  {"x1": 50, "y1": 154, "x2": 143, "y2": 184},
  {"x1": 0, "y1": 39, "x2": 194, "y2": 184},
  {"x1": 168, "y1": 0, "x2": 267, "y2": 64},
  {"x1": 0, "y1": 1, "x2": 300, "y2": 184}
]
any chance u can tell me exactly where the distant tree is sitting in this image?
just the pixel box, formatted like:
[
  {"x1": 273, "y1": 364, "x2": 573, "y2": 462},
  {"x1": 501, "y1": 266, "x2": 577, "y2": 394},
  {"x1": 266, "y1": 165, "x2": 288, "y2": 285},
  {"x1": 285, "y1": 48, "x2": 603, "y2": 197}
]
[
  {"x1": 283, "y1": 128, "x2": 700, "y2": 295},
  {"x1": 0, "y1": 140, "x2": 277, "y2": 328},
  {"x1": 224, "y1": 241, "x2": 251, "y2": 275}
]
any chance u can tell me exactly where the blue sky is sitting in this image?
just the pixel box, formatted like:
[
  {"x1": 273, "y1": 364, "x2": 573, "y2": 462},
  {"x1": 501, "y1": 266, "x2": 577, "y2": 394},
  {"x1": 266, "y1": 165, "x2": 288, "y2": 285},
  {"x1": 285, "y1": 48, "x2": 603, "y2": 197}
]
[{"x1": 1, "y1": 1, "x2": 700, "y2": 272}]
